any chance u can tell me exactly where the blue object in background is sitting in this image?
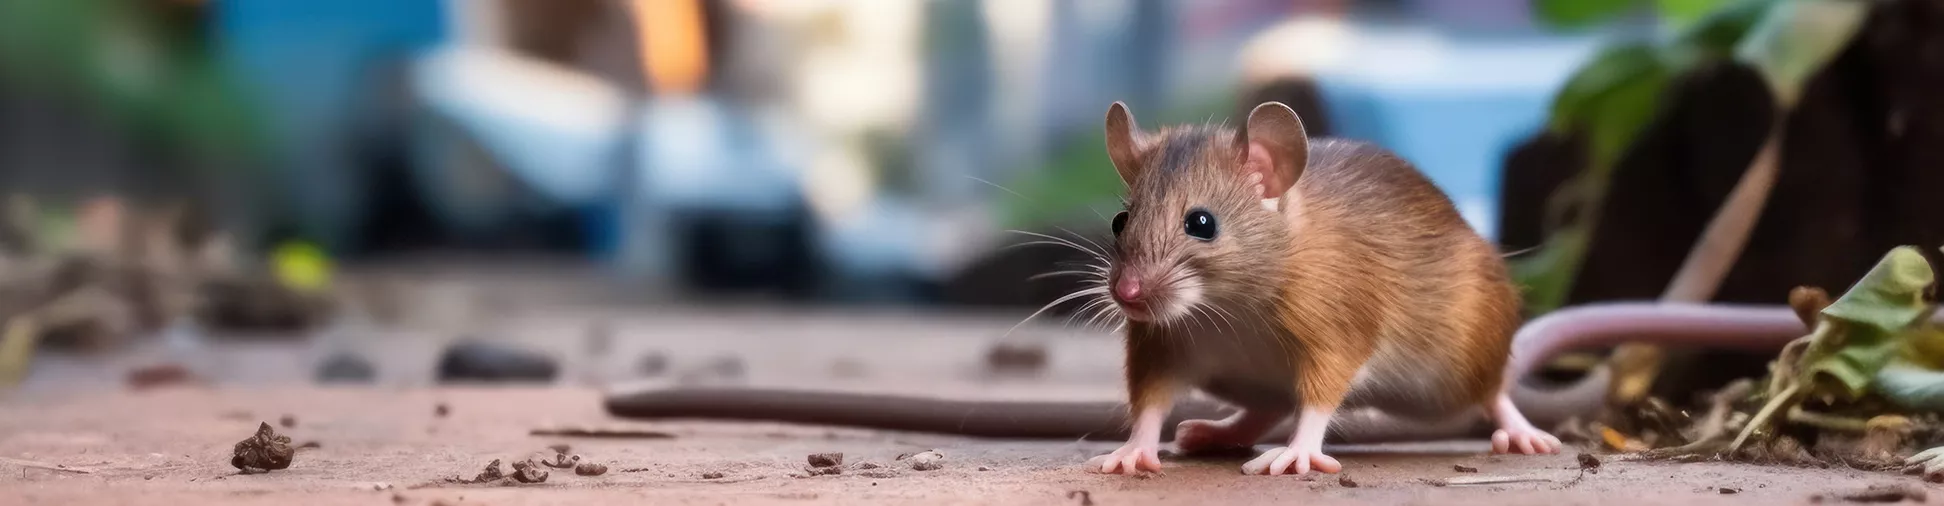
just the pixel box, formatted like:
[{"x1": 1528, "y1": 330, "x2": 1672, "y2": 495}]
[
  {"x1": 211, "y1": 0, "x2": 448, "y2": 251},
  {"x1": 1313, "y1": 27, "x2": 1596, "y2": 241}
]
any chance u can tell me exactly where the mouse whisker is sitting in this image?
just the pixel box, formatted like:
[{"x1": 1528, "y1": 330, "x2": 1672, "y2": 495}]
[
  {"x1": 1005, "y1": 286, "x2": 1110, "y2": 338},
  {"x1": 1006, "y1": 230, "x2": 1108, "y2": 260},
  {"x1": 1028, "y1": 270, "x2": 1108, "y2": 282},
  {"x1": 1052, "y1": 225, "x2": 1110, "y2": 258}
]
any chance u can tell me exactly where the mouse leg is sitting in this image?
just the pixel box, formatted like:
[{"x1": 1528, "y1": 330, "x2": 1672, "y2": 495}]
[
  {"x1": 1242, "y1": 404, "x2": 1344, "y2": 475},
  {"x1": 1486, "y1": 392, "x2": 1562, "y2": 454},
  {"x1": 1175, "y1": 407, "x2": 1289, "y2": 455},
  {"x1": 1088, "y1": 328, "x2": 1178, "y2": 475}
]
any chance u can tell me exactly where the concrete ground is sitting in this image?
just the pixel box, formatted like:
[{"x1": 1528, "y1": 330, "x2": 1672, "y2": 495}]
[{"x1": 0, "y1": 264, "x2": 1930, "y2": 505}]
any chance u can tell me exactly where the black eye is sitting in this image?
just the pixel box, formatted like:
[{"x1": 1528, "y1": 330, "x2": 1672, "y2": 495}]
[
  {"x1": 1111, "y1": 211, "x2": 1129, "y2": 237},
  {"x1": 1184, "y1": 209, "x2": 1217, "y2": 241}
]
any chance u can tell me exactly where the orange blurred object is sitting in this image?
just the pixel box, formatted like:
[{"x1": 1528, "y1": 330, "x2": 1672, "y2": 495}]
[{"x1": 632, "y1": 0, "x2": 711, "y2": 95}]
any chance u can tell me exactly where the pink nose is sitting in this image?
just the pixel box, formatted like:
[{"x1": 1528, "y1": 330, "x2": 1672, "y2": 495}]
[{"x1": 1113, "y1": 277, "x2": 1143, "y2": 303}]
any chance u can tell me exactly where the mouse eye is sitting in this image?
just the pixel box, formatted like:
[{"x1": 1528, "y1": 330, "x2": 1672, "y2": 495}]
[
  {"x1": 1111, "y1": 211, "x2": 1129, "y2": 237},
  {"x1": 1183, "y1": 209, "x2": 1217, "y2": 241}
]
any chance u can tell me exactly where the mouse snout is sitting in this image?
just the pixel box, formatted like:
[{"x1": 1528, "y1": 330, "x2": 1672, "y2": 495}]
[{"x1": 1112, "y1": 276, "x2": 1144, "y2": 304}]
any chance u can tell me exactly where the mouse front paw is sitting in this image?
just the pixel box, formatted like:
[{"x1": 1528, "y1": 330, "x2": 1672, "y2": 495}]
[
  {"x1": 1491, "y1": 426, "x2": 1563, "y2": 455},
  {"x1": 1086, "y1": 443, "x2": 1162, "y2": 475},
  {"x1": 1241, "y1": 446, "x2": 1342, "y2": 476}
]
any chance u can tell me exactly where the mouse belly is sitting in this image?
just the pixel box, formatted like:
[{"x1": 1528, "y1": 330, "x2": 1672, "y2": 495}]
[{"x1": 1192, "y1": 360, "x2": 1477, "y2": 421}]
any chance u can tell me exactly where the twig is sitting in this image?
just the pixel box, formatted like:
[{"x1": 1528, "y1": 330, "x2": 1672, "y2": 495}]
[
  {"x1": 529, "y1": 427, "x2": 675, "y2": 439},
  {"x1": 1732, "y1": 382, "x2": 1801, "y2": 452},
  {"x1": 1786, "y1": 406, "x2": 1870, "y2": 433},
  {"x1": 0, "y1": 457, "x2": 96, "y2": 474},
  {"x1": 1429, "y1": 473, "x2": 1561, "y2": 487}
]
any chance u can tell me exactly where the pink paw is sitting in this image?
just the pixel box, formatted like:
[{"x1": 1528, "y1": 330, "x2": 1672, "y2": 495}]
[
  {"x1": 1492, "y1": 426, "x2": 1563, "y2": 455},
  {"x1": 1087, "y1": 443, "x2": 1162, "y2": 475},
  {"x1": 1174, "y1": 419, "x2": 1254, "y2": 454},
  {"x1": 1241, "y1": 446, "x2": 1342, "y2": 476}
]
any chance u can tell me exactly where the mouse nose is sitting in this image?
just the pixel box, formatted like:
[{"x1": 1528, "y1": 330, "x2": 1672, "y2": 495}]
[{"x1": 1113, "y1": 277, "x2": 1143, "y2": 304}]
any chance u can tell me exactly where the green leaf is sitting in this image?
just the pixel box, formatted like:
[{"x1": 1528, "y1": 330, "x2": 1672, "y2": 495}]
[
  {"x1": 1734, "y1": 0, "x2": 1869, "y2": 106},
  {"x1": 1877, "y1": 359, "x2": 1944, "y2": 411},
  {"x1": 1657, "y1": 0, "x2": 1733, "y2": 27},
  {"x1": 1547, "y1": 43, "x2": 1665, "y2": 133},
  {"x1": 1796, "y1": 246, "x2": 1939, "y2": 400},
  {"x1": 1533, "y1": 0, "x2": 1647, "y2": 29}
]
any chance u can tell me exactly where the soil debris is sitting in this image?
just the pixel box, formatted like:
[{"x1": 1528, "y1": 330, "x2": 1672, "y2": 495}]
[
  {"x1": 1452, "y1": 464, "x2": 1478, "y2": 473},
  {"x1": 807, "y1": 453, "x2": 843, "y2": 468},
  {"x1": 528, "y1": 427, "x2": 675, "y2": 439},
  {"x1": 509, "y1": 459, "x2": 548, "y2": 483},
  {"x1": 701, "y1": 471, "x2": 725, "y2": 479},
  {"x1": 1576, "y1": 453, "x2": 1601, "y2": 471},
  {"x1": 1721, "y1": 487, "x2": 1741, "y2": 494},
  {"x1": 853, "y1": 462, "x2": 881, "y2": 470},
  {"x1": 574, "y1": 462, "x2": 607, "y2": 476},
  {"x1": 1067, "y1": 490, "x2": 1094, "y2": 506},
  {"x1": 1811, "y1": 483, "x2": 1927, "y2": 503},
  {"x1": 541, "y1": 453, "x2": 580, "y2": 469},
  {"x1": 1337, "y1": 474, "x2": 1359, "y2": 488},
  {"x1": 230, "y1": 422, "x2": 295, "y2": 473},
  {"x1": 978, "y1": 466, "x2": 992, "y2": 471},
  {"x1": 434, "y1": 403, "x2": 450, "y2": 418},
  {"x1": 986, "y1": 342, "x2": 1047, "y2": 374},
  {"x1": 471, "y1": 459, "x2": 505, "y2": 483},
  {"x1": 907, "y1": 450, "x2": 944, "y2": 471},
  {"x1": 297, "y1": 441, "x2": 321, "y2": 450},
  {"x1": 802, "y1": 465, "x2": 842, "y2": 476},
  {"x1": 279, "y1": 415, "x2": 296, "y2": 428},
  {"x1": 127, "y1": 363, "x2": 200, "y2": 390}
]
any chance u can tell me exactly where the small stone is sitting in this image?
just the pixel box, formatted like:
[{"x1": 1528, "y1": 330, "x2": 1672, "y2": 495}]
[
  {"x1": 434, "y1": 403, "x2": 451, "y2": 417},
  {"x1": 574, "y1": 462, "x2": 608, "y2": 476},
  {"x1": 230, "y1": 422, "x2": 295, "y2": 472},
  {"x1": 807, "y1": 453, "x2": 844, "y2": 468},
  {"x1": 1576, "y1": 453, "x2": 1601, "y2": 470},
  {"x1": 1453, "y1": 465, "x2": 1478, "y2": 473},
  {"x1": 908, "y1": 450, "x2": 944, "y2": 471},
  {"x1": 978, "y1": 466, "x2": 992, "y2": 471},
  {"x1": 436, "y1": 339, "x2": 559, "y2": 383},
  {"x1": 1338, "y1": 474, "x2": 1359, "y2": 488},
  {"x1": 509, "y1": 459, "x2": 548, "y2": 483},
  {"x1": 279, "y1": 415, "x2": 297, "y2": 428},
  {"x1": 315, "y1": 352, "x2": 376, "y2": 383},
  {"x1": 701, "y1": 471, "x2": 725, "y2": 479},
  {"x1": 1720, "y1": 488, "x2": 1740, "y2": 494}
]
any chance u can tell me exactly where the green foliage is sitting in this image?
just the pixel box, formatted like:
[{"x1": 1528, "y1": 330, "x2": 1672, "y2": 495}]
[
  {"x1": 1533, "y1": 0, "x2": 1645, "y2": 29},
  {"x1": 1512, "y1": 0, "x2": 1866, "y2": 315}
]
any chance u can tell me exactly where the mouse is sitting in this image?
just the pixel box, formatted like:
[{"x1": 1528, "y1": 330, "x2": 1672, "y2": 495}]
[
  {"x1": 1069, "y1": 100, "x2": 1563, "y2": 475},
  {"x1": 598, "y1": 101, "x2": 1842, "y2": 475}
]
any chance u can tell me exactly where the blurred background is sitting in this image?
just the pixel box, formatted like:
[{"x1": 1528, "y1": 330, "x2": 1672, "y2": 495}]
[{"x1": 0, "y1": 0, "x2": 1937, "y2": 394}]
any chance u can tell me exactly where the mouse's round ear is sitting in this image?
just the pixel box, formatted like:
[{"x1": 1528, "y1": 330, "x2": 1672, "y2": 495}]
[
  {"x1": 1105, "y1": 102, "x2": 1147, "y2": 186},
  {"x1": 1236, "y1": 102, "x2": 1309, "y2": 200}
]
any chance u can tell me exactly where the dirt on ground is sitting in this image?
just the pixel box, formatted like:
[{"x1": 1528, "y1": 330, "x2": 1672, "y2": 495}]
[{"x1": 0, "y1": 268, "x2": 1935, "y2": 505}]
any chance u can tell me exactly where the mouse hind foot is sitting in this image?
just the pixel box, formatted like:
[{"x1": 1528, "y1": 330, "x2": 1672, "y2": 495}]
[
  {"x1": 1486, "y1": 393, "x2": 1562, "y2": 454},
  {"x1": 1174, "y1": 408, "x2": 1290, "y2": 455}
]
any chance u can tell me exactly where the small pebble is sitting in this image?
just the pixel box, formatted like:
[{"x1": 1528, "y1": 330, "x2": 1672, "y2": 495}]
[
  {"x1": 1453, "y1": 465, "x2": 1478, "y2": 473},
  {"x1": 1720, "y1": 487, "x2": 1740, "y2": 494},
  {"x1": 807, "y1": 453, "x2": 844, "y2": 468},
  {"x1": 575, "y1": 463, "x2": 608, "y2": 476},
  {"x1": 908, "y1": 450, "x2": 945, "y2": 471},
  {"x1": 1338, "y1": 474, "x2": 1359, "y2": 488},
  {"x1": 702, "y1": 471, "x2": 725, "y2": 479}
]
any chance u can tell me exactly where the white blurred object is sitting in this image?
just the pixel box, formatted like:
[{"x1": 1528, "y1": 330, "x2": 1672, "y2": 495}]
[{"x1": 410, "y1": 44, "x2": 630, "y2": 207}]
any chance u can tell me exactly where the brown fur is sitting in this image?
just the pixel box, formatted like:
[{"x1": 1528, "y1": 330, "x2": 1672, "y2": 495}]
[{"x1": 1106, "y1": 108, "x2": 1523, "y2": 424}]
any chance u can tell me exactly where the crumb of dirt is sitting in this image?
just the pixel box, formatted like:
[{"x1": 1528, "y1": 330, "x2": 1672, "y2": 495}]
[
  {"x1": 509, "y1": 459, "x2": 548, "y2": 483},
  {"x1": 1453, "y1": 464, "x2": 1478, "y2": 473},
  {"x1": 574, "y1": 462, "x2": 607, "y2": 476},
  {"x1": 128, "y1": 363, "x2": 200, "y2": 390},
  {"x1": 803, "y1": 466, "x2": 843, "y2": 476},
  {"x1": 297, "y1": 441, "x2": 321, "y2": 449},
  {"x1": 541, "y1": 453, "x2": 580, "y2": 469},
  {"x1": 392, "y1": 493, "x2": 406, "y2": 503},
  {"x1": 808, "y1": 453, "x2": 844, "y2": 468},
  {"x1": 279, "y1": 415, "x2": 296, "y2": 428},
  {"x1": 528, "y1": 427, "x2": 675, "y2": 439},
  {"x1": 1576, "y1": 453, "x2": 1601, "y2": 471},
  {"x1": 701, "y1": 471, "x2": 725, "y2": 479},
  {"x1": 1811, "y1": 484, "x2": 1928, "y2": 504},
  {"x1": 1721, "y1": 487, "x2": 1741, "y2": 494},
  {"x1": 854, "y1": 462, "x2": 881, "y2": 470},
  {"x1": 986, "y1": 342, "x2": 1048, "y2": 374},
  {"x1": 859, "y1": 469, "x2": 901, "y2": 479},
  {"x1": 1067, "y1": 490, "x2": 1095, "y2": 506},
  {"x1": 434, "y1": 403, "x2": 450, "y2": 418},
  {"x1": 472, "y1": 459, "x2": 506, "y2": 483},
  {"x1": 637, "y1": 351, "x2": 669, "y2": 377},
  {"x1": 1338, "y1": 474, "x2": 1359, "y2": 488},
  {"x1": 979, "y1": 466, "x2": 992, "y2": 471},
  {"x1": 908, "y1": 450, "x2": 945, "y2": 471},
  {"x1": 230, "y1": 422, "x2": 295, "y2": 472},
  {"x1": 547, "y1": 444, "x2": 570, "y2": 454}
]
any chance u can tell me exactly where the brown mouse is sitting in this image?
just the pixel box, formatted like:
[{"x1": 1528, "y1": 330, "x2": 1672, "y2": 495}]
[{"x1": 1076, "y1": 100, "x2": 1558, "y2": 475}]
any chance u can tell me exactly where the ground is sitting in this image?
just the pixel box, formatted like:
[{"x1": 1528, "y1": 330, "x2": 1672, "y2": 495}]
[{"x1": 0, "y1": 264, "x2": 1932, "y2": 505}]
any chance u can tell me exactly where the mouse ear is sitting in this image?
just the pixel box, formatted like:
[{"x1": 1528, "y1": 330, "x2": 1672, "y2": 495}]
[
  {"x1": 1236, "y1": 102, "x2": 1309, "y2": 200},
  {"x1": 1104, "y1": 102, "x2": 1148, "y2": 186}
]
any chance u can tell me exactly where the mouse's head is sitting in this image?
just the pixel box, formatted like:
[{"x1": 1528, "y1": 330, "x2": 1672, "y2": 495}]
[{"x1": 1099, "y1": 101, "x2": 1309, "y2": 324}]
